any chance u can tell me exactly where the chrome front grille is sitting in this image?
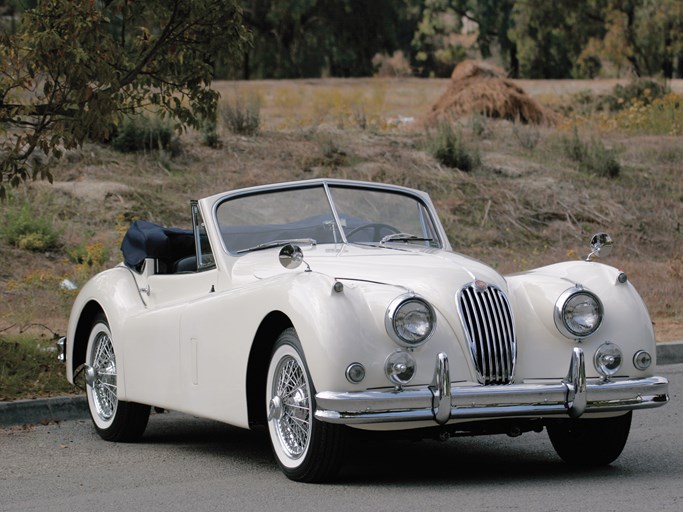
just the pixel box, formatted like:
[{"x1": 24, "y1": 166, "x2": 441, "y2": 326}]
[{"x1": 458, "y1": 282, "x2": 516, "y2": 385}]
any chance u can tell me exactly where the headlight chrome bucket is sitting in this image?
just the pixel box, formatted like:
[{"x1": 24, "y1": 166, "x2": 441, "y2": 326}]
[
  {"x1": 385, "y1": 294, "x2": 436, "y2": 347},
  {"x1": 554, "y1": 287, "x2": 603, "y2": 340}
]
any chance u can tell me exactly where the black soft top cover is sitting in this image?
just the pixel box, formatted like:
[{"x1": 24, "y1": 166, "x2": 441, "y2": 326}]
[{"x1": 121, "y1": 220, "x2": 194, "y2": 269}]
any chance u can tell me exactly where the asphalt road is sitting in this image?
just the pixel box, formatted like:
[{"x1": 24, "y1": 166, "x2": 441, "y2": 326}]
[{"x1": 2, "y1": 364, "x2": 681, "y2": 512}]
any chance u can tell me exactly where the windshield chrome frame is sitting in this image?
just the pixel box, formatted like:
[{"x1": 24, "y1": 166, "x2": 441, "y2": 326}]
[{"x1": 211, "y1": 179, "x2": 446, "y2": 256}]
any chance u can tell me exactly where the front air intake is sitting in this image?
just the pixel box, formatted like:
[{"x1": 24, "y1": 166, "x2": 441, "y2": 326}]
[{"x1": 458, "y1": 282, "x2": 516, "y2": 385}]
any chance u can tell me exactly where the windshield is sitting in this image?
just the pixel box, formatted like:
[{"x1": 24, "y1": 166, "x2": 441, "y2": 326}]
[{"x1": 215, "y1": 183, "x2": 441, "y2": 254}]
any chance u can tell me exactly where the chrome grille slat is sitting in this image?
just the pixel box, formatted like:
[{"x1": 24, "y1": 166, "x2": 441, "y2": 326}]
[{"x1": 458, "y1": 283, "x2": 516, "y2": 385}]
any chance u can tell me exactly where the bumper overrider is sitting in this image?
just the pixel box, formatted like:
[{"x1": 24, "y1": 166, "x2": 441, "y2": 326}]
[{"x1": 315, "y1": 348, "x2": 669, "y2": 425}]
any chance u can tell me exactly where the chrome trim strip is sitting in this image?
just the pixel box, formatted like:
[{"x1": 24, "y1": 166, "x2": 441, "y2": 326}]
[
  {"x1": 57, "y1": 336, "x2": 66, "y2": 363},
  {"x1": 314, "y1": 349, "x2": 669, "y2": 425}
]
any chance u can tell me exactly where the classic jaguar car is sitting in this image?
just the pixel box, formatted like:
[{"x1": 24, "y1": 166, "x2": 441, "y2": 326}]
[{"x1": 59, "y1": 178, "x2": 669, "y2": 482}]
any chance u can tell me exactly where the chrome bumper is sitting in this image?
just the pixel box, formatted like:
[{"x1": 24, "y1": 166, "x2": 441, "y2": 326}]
[{"x1": 315, "y1": 348, "x2": 669, "y2": 425}]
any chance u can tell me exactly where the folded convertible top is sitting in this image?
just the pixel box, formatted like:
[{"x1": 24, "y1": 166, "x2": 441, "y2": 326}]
[{"x1": 120, "y1": 220, "x2": 194, "y2": 269}]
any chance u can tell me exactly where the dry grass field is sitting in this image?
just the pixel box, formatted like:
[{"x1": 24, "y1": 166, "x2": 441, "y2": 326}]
[{"x1": 1, "y1": 76, "x2": 682, "y2": 399}]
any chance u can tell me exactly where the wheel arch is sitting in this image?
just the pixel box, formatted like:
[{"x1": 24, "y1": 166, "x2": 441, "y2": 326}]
[
  {"x1": 246, "y1": 310, "x2": 293, "y2": 429},
  {"x1": 71, "y1": 300, "x2": 106, "y2": 381}
]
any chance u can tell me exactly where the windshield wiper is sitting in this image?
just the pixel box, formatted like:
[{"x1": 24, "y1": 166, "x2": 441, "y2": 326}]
[
  {"x1": 236, "y1": 238, "x2": 317, "y2": 254},
  {"x1": 379, "y1": 233, "x2": 433, "y2": 245}
]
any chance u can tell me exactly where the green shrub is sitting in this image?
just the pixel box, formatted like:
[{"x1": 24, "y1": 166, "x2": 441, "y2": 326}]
[
  {"x1": 220, "y1": 94, "x2": 261, "y2": 135},
  {"x1": 513, "y1": 124, "x2": 541, "y2": 150},
  {"x1": 0, "y1": 334, "x2": 76, "y2": 400},
  {"x1": 562, "y1": 128, "x2": 621, "y2": 178},
  {"x1": 1, "y1": 203, "x2": 60, "y2": 252},
  {"x1": 200, "y1": 115, "x2": 221, "y2": 148},
  {"x1": 600, "y1": 79, "x2": 669, "y2": 112},
  {"x1": 425, "y1": 121, "x2": 480, "y2": 171},
  {"x1": 112, "y1": 114, "x2": 178, "y2": 153}
]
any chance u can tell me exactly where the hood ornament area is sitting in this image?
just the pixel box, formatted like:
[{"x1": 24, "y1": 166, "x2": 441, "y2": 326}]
[
  {"x1": 279, "y1": 244, "x2": 311, "y2": 272},
  {"x1": 586, "y1": 233, "x2": 613, "y2": 261}
]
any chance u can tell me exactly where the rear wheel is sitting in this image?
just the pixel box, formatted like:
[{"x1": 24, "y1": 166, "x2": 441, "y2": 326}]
[
  {"x1": 266, "y1": 328, "x2": 347, "y2": 482},
  {"x1": 85, "y1": 314, "x2": 150, "y2": 442},
  {"x1": 547, "y1": 411, "x2": 632, "y2": 466}
]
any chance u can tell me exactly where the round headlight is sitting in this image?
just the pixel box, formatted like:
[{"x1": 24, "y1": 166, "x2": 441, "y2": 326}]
[
  {"x1": 385, "y1": 350, "x2": 416, "y2": 385},
  {"x1": 385, "y1": 295, "x2": 436, "y2": 347},
  {"x1": 554, "y1": 288, "x2": 603, "y2": 339},
  {"x1": 594, "y1": 342, "x2": 623, "y2": 378}
]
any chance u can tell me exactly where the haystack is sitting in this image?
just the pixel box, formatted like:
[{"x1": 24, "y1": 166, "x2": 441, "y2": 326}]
[{"x1": 428, "y1": 60, "x2": 556, "y2": 125}]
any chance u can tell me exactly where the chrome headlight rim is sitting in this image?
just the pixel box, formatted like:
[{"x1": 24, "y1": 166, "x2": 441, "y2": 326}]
[
  {"x1": 385, "y1": 294, "x2": 436, "y2": 348},
  {"x1": 554, "y1": 287, "x2": 603, "y2": 340}
]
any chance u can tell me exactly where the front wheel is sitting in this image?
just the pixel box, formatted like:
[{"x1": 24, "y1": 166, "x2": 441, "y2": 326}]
[
  {"x1": 547, "y1": 411, "x2": 632, "y2": 466},
  {"x1": 266, "y1": 328, "x2": 347, "y2": 482},
  {"x1": 85, "y1": 313, "x2": 150, "y2": 442}
]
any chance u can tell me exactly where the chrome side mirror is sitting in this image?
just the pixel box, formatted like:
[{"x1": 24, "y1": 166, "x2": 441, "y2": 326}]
[
  {"x1": 279, "y1": 244, "x2": 310, "y2": 271},
  {"x1": 587, "y1": 233, "x2": 613, "y2": 261}
]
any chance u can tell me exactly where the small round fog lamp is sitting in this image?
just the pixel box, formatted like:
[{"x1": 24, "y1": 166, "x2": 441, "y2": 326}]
[
  {"x1": 385, "y1": 350, "x2": 416, "y2": 386},
  {"x1": 594, "y1": 342, "x2": 623, "y2": 378},
  {"x1": 633, "y1": 350, "x2": 652, "y2": 371},
  {"x1": 345, "y1": 363, "x2": 366, "y2": 384}
]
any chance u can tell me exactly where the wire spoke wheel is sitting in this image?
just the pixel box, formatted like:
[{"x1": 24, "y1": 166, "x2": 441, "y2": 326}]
[
  {"x1": 272, "y1": 355, "x2": 311, "y2": 458},
  {"x1": 266, "y1": 328, "x2": 347, "y2": 482},
  {"x1": 85, "y1": 313, "x2": 150, "y2": 442},
  {"x1": 90, "y1": 330, "x2": 118, "y2": 422}
]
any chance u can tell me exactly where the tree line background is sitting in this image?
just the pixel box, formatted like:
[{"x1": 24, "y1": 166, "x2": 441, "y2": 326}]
[
  {"x1": 1, "y1": 0, "x2": 681, "y2": 195},
  {"x1": 3, "y1": 0, "x2": 683, "y2": 80},
  {"x1": 219, "y1": 0, "x2": 683, "y2": 80}
]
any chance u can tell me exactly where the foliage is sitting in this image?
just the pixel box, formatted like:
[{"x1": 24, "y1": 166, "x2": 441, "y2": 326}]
[
  {"x1": 372, "y1": 51, "x2": 413, "y2": 77},
  {"x1": 601, "y1": 79, "x2": 670, "y2": 111},
  {"x1": 425, "y1": 120, "x2": 480, "y2": 171},
  {"x1": 611, "y1": 93, "x2": 683, "y2": 136},
  {"x1": 220, "y1": 94, "x2": 261, "y2": 136},
  {"x1": 1, "y1": 201, "x2": 60, "y2": 251},
  {"x1": 240, "y1": 0, "x2": 416, "y2": 79},
  {"x1": 0, "y1": 334, "x2": 76, "y2": 400},
  {"x1": 111, "y1": 115, "x2": 178, "y2": 154},
  {"x1": 561, "y1": 128, "x2": 621, "y2": 178},
  {"x1": 411, "y1": 0, "x2": 469, "y2": 77},
  {"x1": 0, "y1": 0, "x2": 249, "y2": 197},
  {"x1": 562, "y1": 84, "x2": 682, "y2": 136}
]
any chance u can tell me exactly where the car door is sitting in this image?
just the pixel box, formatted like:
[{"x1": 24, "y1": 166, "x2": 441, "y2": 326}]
[{"x1": 122, "y1": 202, "x2": 219, "y2": 411}]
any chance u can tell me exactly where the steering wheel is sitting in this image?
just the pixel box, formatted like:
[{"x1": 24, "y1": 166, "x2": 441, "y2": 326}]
[{"x1": 345, "y1": 222, "x2": 400, "y2": 242}]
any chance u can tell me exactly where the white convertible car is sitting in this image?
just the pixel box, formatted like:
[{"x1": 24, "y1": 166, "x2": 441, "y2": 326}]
[{"x1": 59, "y1": 178, "x2": 669, "y2": 482}]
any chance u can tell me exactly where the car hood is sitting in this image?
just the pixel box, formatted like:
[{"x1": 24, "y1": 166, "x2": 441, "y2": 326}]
[{"x1": 230, "y1": 243, "x2": 508, "y2": 297}]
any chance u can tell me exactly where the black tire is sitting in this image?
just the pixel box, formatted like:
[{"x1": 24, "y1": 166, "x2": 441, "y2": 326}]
[
  {"x1": 547, "y1": 411, "x2": 632, "y2": 466},
  {"x1": 85, "y1": 313, "x2": 150, "y2": 442},
  {"x1": 266, "y1": 328, "x2": 347, "y2": 482}
]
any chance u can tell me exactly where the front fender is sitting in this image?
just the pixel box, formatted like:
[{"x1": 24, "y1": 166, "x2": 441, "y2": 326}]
[
  {"x1": 506, "y1": 260, "x2": 656, "y2": 379},
  {"x1": 276, "y1": 271, "x2": 472, "y2": 393},
  {"x1": 65, "y1": 265, "x2": 146, "y2": 396}
]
